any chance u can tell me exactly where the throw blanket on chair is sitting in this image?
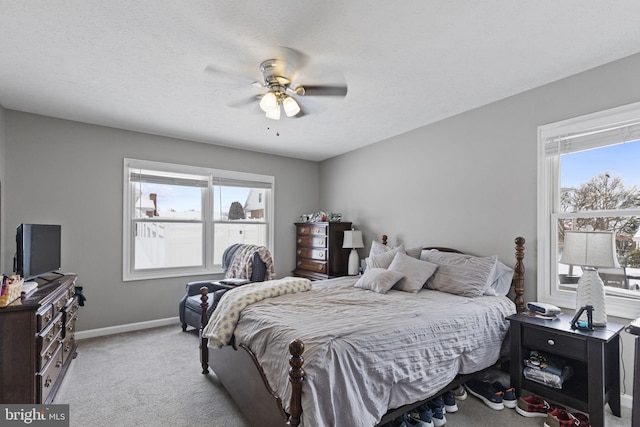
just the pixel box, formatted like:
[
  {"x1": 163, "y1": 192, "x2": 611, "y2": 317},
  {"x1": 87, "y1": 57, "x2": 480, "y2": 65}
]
[
  {"x1": 225, "y1": 244, "x2": 276, "y2": 281},
  {"x1": 203, "y1": 277, "x2": 311, "y2": 349}
]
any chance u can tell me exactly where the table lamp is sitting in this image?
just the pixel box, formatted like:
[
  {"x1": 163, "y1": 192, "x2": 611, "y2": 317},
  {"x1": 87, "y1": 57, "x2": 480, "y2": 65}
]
[
  {"x1": 560, "y1": 231, "x2": 619, "y2": 326},
  {"x1": 343, "y1": 229, "x2": 364, "y2": 275}
]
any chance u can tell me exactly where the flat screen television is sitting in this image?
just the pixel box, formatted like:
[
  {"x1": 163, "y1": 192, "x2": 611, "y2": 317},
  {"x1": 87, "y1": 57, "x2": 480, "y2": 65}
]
[{"x1": 15, "y1": 224, "x2": 62, "y2": 280}]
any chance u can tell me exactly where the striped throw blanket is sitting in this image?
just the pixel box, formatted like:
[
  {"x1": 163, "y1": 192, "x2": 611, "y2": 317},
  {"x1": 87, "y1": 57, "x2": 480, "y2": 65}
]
[{"x1": 203, "y1": 277, "x2": 311, "y2": 349}]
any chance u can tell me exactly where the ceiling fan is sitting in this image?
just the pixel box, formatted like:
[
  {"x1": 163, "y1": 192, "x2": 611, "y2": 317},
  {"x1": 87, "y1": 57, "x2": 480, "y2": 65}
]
[{"x1": 205, "y1": 47, "x2": 348, "y2": 120}]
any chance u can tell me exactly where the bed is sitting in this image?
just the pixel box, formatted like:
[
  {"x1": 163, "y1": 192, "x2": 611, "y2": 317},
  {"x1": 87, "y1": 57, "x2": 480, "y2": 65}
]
[{"x1": 198, "y1": 236, "x2": 526, "y2": 427}]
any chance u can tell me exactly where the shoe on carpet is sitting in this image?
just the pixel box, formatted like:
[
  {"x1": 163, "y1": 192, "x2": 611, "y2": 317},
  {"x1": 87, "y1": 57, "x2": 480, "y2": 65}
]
[
  {"x1": 411, "y1": 404, "x2": 434, "y2": 427},
  {"x1": 464, "y1": 378, "x2": 504, "y2": 410},
  {"x1": 491, "y1": 381, "x2": 517, "y2": 409},
  {"x1": 543, "y1": 408, "x2": 590, "y2": 427},
  {"x1": 402, "y1": 412, "x2": 433, "y2": 427},
  {"x1": 515, "y1": 395, "x2": 564, "y2": 418},
  {"x1": 427, "y1": 397, "x2": 447, "y2": 427},
  {"x1": 442, "y1": 391, "x2": 458, "y2": 413},
  {"x1": 452, "y1": 385, "x2": 467, "y2": 400}
]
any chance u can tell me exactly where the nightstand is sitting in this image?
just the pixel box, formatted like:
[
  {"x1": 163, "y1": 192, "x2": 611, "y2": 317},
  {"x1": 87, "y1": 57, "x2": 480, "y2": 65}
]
[{"x1": 507, "y1": 313, "x2": 623, "y2": 427}]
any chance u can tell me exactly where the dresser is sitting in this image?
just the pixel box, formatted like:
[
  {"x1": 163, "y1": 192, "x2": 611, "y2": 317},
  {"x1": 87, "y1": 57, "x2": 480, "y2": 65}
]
[
  {"x1": 0, "y1": 274, "x2": 79, "y2": 404},
  {"x1": 293, "y1": 222, "x2": 352, "y2": 280}
]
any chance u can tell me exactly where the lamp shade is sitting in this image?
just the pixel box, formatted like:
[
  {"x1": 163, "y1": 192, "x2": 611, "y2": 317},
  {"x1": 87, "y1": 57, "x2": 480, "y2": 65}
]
[
  {"x1": 265, "y1": 102, "x2": 281, "y2": 120},
  {"x1": 282, "y1": 95, "x2": 300, "y2": 117},
  {"x1": 560, "y1": 231, "x2": 620, "y2": 268},
  {"x1": 343, "y1": 230, "x2": 364, "y2": 249},
  {"x1": 259, "y1": 92, "x2": 278, "y2": 113}
]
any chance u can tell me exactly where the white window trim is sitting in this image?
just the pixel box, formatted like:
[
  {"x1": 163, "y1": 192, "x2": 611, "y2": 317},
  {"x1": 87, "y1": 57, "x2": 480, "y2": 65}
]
[
  {"x1": 537, "y1": 101, "x2": 640, "y2": 320},
  {"x1": 123, "y1": 158, "x2": 274, "y2": 281}
]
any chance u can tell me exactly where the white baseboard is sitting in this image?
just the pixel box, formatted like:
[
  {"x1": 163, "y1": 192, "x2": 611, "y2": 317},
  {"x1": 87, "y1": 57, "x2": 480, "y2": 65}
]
[
  {"x1": 75, "y1": 316, "x2": 180, "y2": 340},
  {"x1": 621, "y1": 392, "x2": 633, "y2": 409}
]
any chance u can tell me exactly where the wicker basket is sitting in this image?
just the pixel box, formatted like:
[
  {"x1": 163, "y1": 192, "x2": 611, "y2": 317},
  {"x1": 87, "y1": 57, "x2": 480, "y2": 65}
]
[{"x1": 0, "y1": 277, "x2": 24, "y2": 307}]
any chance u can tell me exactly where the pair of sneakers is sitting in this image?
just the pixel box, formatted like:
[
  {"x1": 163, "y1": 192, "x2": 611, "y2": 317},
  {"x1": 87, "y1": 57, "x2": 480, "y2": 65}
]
[
  {"x1": 402, "y1": 391, "x2": 457, "y2": 427},
  {"x1": 515, "y1": 395, "x2": 565, "y2": 418},
  {"x1": 544, "y1": 407, "x2": 590, "y2": 427},
  {"x1": 464, "y1": 378, "x2": 517, "y2": 410}
]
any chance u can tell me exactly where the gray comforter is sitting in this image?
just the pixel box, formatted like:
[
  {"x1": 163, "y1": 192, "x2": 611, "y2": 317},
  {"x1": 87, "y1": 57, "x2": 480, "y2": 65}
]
[{"x1": 225, "y1": 276, "x2": 516, "y2": 426}]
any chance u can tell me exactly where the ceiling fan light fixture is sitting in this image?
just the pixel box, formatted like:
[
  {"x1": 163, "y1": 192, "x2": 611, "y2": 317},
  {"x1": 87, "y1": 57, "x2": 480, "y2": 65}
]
[
  {"x1": 265, "y1": 102, "x2": 281, "y2": 120},
  {"x1": 282, "y1": 95, "x2": 300, "y2": 117},
  {"x1": 259, "y1": 91, "x2": 278, "y2": 113}
]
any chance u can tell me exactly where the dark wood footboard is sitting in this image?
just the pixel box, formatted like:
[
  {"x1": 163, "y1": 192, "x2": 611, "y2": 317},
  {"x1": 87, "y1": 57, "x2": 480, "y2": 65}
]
[{"x1": 200, "y1": 236, "x2": 526, "y2": 427}]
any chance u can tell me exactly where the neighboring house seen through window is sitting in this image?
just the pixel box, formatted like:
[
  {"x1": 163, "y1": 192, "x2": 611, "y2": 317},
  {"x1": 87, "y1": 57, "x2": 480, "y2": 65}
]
[
  {"x1": 538, "y1": 102, "x2": 640, "y2": 319},
  {"x1": 123, "y1": 159, "x2": 274, "y2": 281}
]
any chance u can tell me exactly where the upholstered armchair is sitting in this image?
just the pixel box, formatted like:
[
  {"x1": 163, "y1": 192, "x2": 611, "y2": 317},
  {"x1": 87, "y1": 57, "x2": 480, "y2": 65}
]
[{"x1": 179, "y1": 244, "x2": 275, "y2": 331}]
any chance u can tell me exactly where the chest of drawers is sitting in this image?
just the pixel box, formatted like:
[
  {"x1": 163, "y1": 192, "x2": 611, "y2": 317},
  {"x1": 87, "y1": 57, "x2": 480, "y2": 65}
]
[
  {"x1": 293, "y1": 222, "x2": 352, "y2": 280},
  {"x1": 0, "y1": 274, "x2": 79, "y2": 403}
]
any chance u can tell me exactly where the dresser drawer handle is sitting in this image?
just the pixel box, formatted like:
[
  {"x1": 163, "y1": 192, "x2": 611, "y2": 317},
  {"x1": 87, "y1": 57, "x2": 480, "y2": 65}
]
[
  {"x1": 299, "y1": 228, "x2": 307, "y2": 234},
  {"x1": 45, "y1": 351, "x2": 53, "y2": 360},
  {"x1": 44, "y1": 313, "x2": 52, "y2": 323},
  {"x1": 547, "y1": 339, "x2": 555, "y2": 346},
  {"x1": 55, "y1": 359, "x2": 63, "y2": 369},
  {"x1": 297, "y1": 261, "x2": 301, "y2": 266},
  {"x1": 297, "y1": 238, "x2": 302, "y2": 244},
  {"x1": 46, "y1": 332, "x2": 54, "y2": 342},
  {"x1": 318, "y1": 265, "x2": 323, "y2": 271},
  {"x1": 318, "y1": 239, "x2": 325, "y2": 246},
  {"x1": 313, "y1": 228, "x2": 322, "y2": 234},
  {"x1": 297, "y1": 250, "x2": 302, "y2": 255},
  {"x1": 44, "y1": 375, "x2": 52, "y2": 388},
  {"x1": 318, "y1": 252, "x2": 324, "y2": 258},
  {"x1": 56, "y1": 302, "x2": 64, "y2": 311},
  {"x1": 67, "y1": 324, "x2": 74, "y2": 332}
]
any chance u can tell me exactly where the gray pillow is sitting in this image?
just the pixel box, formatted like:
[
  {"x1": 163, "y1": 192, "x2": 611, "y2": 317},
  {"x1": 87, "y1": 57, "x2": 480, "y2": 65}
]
[
  {"x1": 421, "y1": 250, "x2": 498, "y2": 297},
  {"x1": 354, "y1": 268, "x2": 405, "y2": 294},
  {"x1": 388, "y1": 252, "x2": 439, "y2": 293}
]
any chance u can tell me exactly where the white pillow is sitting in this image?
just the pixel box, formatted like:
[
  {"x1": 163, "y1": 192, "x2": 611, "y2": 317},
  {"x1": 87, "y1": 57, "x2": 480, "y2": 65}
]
[
  {"x1": 388, "y1": 252, "x2": 439, "y2": 293},
  {"x1": 489, "y1": 261, "x2": 513, "y2": 295},
  {"x1": 366, "y1": 245, "x2": 405, "y2": 269},
  {"x1": 354, "y1": 268, "x2": 405, "y2": 294},
  {"x1": 369, "y1": 240, "x2": 392, "y2": 257}
]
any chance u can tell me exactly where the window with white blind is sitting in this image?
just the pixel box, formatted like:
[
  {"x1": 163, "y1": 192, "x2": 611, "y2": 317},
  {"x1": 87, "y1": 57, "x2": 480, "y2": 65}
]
[
  {"x1": 537, "y1": 102, "x2": 640, "y2": 319},
  {"x1": 123, "y1": 159, "x2": 274, "y2": 281}
]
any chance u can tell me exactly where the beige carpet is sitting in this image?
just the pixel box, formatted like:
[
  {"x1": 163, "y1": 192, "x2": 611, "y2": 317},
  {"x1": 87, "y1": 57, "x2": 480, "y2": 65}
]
[{"x1": 54, "y1": 325, "x2": 631, "y2": 427}]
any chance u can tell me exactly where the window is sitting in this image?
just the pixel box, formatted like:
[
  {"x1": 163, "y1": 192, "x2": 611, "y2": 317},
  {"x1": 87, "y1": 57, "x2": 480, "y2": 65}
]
[
  {"x1": 123, "y1": 159, "x2": 274, "y2": 281},
  {"x1": 538, "y1": 101, "x2": 640, "y2": 319}
]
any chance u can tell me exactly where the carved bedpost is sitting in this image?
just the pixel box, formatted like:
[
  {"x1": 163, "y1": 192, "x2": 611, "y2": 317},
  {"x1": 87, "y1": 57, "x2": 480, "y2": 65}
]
[
  {"x1": 382, "y1": 234, "x2": 388, "y2": 246},
  {"x1": 287, "y1": 339, "x2": 305, "y2": 427},
  {"x1": 513, "y1": 237, "x2": 525, "y2": 313},
  {"x1": 200, "y1": 287, "x2": 210, "y2": 374}
]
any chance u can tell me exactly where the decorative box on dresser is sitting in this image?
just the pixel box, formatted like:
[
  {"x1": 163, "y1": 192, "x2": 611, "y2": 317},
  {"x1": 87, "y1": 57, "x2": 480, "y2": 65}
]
[
  {"x1": 293, "y1": 222, "x2": 352, "y2": 280},
  {"x1": 0, "y1": 274, "x2": 79, "y2": 404}
]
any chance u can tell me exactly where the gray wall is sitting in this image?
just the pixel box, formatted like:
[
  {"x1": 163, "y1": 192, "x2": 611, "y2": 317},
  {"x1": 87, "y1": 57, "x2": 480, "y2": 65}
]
[
  {"x1": 3, "y1": 112, "x2": 320, "y2": 331},
  {"x1": 319, "y1": 52, "x2": 640, "y2": 397}
]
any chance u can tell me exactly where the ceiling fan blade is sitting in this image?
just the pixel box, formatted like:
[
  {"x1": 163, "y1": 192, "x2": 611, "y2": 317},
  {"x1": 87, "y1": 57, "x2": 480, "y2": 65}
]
[
  {"x1": 226, "y1": 95, "x2": 260, "y2": 109},
  {"x1": 301, "y1": 85, "x2": 348, "y2": 97},
  {"x1": 204, "y1": 64, "x2": 261, "y2": 87}
]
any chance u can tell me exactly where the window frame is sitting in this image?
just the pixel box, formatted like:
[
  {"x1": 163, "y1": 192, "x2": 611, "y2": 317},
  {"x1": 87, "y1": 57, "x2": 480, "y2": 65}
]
[
  {"x1": 123, "y1": 158, "x2": 274, "y2": 281},
  {"x1": 537, "y1": 101, "x2": 640, "y2": 320}
]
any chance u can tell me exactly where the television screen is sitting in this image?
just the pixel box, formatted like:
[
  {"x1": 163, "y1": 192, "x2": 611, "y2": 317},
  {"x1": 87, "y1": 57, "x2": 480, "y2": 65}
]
[{"x1": 15, "y1": 224, "x2": 62, "y2": 280}]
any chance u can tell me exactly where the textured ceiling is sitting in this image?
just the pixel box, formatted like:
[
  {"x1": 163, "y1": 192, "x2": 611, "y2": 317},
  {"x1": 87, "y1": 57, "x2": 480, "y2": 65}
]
[{"x1": 1, "y1": 1, "x2": 640, "y2": 161}]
